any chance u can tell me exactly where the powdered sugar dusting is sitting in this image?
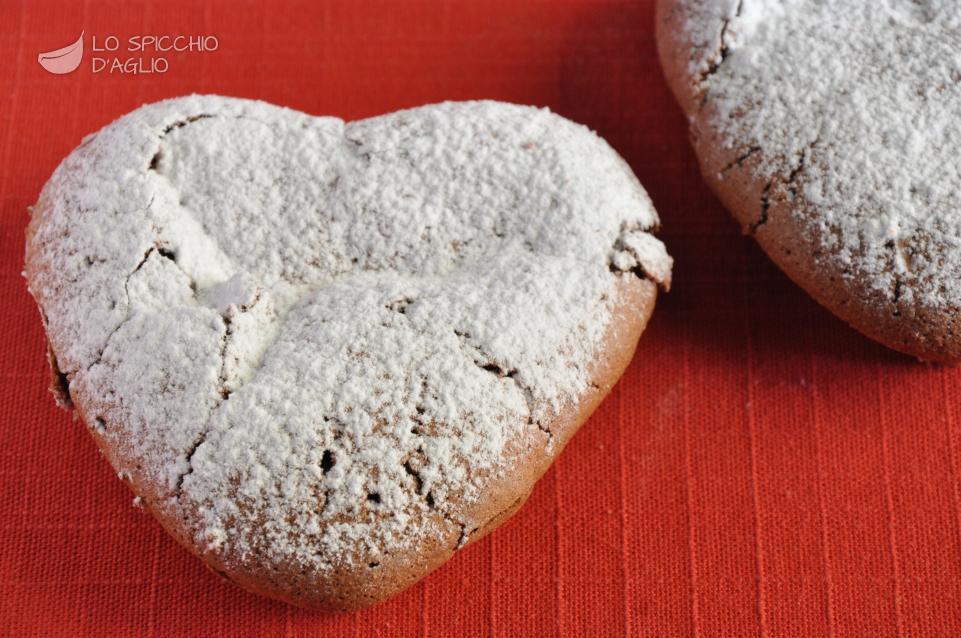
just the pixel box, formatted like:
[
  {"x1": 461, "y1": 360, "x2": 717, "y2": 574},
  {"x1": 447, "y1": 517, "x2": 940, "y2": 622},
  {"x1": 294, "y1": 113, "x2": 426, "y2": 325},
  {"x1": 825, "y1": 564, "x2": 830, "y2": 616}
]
[
  {"x1": 25, "y1": 96, "x2": 670, "y2": 575},
  {"x1": 680, "y1": 0, "x2": 961, "y2": 316}
]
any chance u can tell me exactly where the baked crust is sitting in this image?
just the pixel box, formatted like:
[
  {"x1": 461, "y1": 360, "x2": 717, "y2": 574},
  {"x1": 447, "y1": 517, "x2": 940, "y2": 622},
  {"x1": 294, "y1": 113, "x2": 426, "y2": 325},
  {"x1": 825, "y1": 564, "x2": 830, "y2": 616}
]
[
  {"x1": 184, "y1": 276, "x2": 651, "y2": 609},
  {"x1": 50, "y1": 270, "x2": 656, "y2": 609},
  {"x1": 25, "y1": 96, "x2": 670, "y2": 609},
  {"x1": 656, "y1": 0, "x2": 961, "y2": 363}
]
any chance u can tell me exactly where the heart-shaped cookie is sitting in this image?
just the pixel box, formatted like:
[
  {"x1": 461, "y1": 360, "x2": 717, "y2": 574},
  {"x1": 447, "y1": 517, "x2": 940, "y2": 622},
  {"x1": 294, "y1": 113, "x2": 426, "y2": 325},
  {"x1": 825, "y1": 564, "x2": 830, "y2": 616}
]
[
  {"x1": 657, "y1": 0, "x2": 961, "y2": 362},
  {"x1": 25, "y1": 96, "x2": 671, "y2": 609}
]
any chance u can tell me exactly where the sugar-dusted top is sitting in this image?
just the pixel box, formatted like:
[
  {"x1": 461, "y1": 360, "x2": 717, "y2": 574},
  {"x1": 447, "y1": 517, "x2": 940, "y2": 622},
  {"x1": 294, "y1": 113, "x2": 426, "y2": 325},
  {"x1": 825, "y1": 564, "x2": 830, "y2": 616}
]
[
  {"x1": 25, "y1": 96, "x2": 670, "y2": 572},
  {"x1": 676, "y1": 0, "x2": 961, "y2": 316}
]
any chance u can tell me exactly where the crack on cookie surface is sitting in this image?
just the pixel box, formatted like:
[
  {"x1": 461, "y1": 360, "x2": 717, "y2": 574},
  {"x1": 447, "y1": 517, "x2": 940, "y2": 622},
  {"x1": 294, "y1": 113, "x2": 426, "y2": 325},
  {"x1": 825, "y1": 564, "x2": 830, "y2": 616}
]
[
  {"x1": 400, "y1": 446, "x2": 439, "y2": 514},
  {"x1": 171, "y1": 313, "x2": 231, "y2": 500},
  {"x1": 46, "y1": 342, "x2": 73, "y2": 409},
  {"x1": 785, "y1": 137, "x2": 818, "y2": 198},
  {"x1": 175, "y1": 431, "x2": 207, "y2": 497},
  {"x1": 80, "y1": 241, "x2": 194, "y2": 375},
  {"x1": 164, "y1": 114, "x2": 214, "y2": 134},
  {"x1": 892, "y1": 279, "x2": 904, "y2": 316},
  {"x1": 171, "y1": 292, "x2": 276, "y2": 498},
  {"x1": 708, "y1": 0, "x2": 742, "y2": 76},
  {"x1": 608, "y1": 258, "x2": 665, "y2": 289},
  {"x1": 81, "y1": 246, "x2": 157, "y2": 373},
  {"x1": 451, "y1": 493, "x2": 525, "y2": 550},
  {"x1": 452, "y1": 328, "x2": 549, "y2": 442},
  {"x1": 719, "y1": 145, "x2": 761, "y2": 175},
  {"x1": 607, "y1": 222, "x2": 673, "y2": 291},
  {"x1": 748, "y1": 138, "x2": 820, "y2": 234},
  {"x1": 403, "y1": 459, "x2": 425, "y2": 495},
  {"x1": 751, "y1": 182, "x2": 773, "y2": 233},
  {"x1": 455, "y1": 522, "x2": 472, "y2": 549},
  {"x1": 149, "y1": 115, "x2": 213, "y2": 172},
  {"x1": 693, "y1": 0, "x2": 744, "y2": 100},
  {"x1": 216, "y1": 315, "x2": 233, "y2": 401}
]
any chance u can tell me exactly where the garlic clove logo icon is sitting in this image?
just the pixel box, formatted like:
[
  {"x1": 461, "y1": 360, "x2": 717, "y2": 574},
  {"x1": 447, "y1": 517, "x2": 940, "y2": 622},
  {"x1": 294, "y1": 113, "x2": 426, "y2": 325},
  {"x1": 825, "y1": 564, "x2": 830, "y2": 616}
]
[{"x1": 38, "y1": 32, "x2": 84, "y2": 74}]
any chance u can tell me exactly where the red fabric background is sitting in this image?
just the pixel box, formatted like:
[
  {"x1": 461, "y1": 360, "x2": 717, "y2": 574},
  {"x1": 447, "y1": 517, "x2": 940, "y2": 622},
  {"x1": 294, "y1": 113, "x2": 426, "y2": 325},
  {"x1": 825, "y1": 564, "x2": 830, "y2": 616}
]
[{"x1": 2, "y1": 1, "x2": 960, "y2": 635}]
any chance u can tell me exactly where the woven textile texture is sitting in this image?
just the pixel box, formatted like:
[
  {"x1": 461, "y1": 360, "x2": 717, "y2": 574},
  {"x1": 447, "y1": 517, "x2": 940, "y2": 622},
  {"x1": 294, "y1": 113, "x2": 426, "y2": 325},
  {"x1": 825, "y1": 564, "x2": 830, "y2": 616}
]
[{"x1": 2, "y1": 1, "x2": 960, "y2": 635}]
